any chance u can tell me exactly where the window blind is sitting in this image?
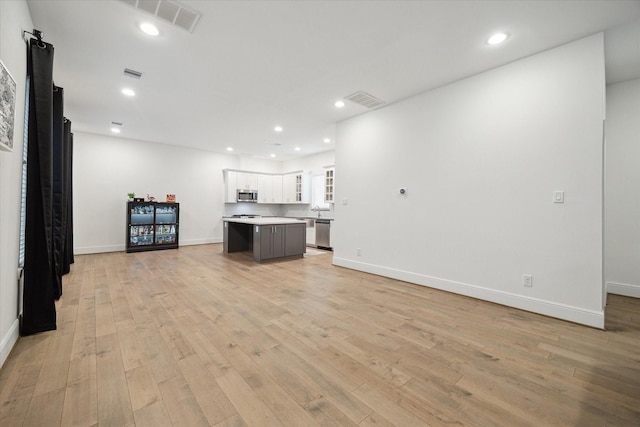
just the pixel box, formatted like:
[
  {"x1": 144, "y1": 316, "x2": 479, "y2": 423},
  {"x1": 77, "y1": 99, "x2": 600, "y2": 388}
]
[{"x1": 18, "y1": 77, "x2": 30, "y2": 267}]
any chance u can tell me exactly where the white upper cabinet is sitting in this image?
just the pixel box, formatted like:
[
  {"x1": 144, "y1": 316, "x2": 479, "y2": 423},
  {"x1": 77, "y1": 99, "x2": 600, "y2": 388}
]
[
  {"x1": 237, "y1": 172, "x2": 258, "y2": 191},
  {"x1": 283, "y1": 171, "x2": 309, "y2": 204},
  {"x1": 272, "y1": 175, "x2": 283, "y2": 203},
  {"x1": 225, "y1": 169, "x2": 307, "y2": 204},
  {"x1": 324, "y1": 167, "x2": 335, "y2": 204},
  {"x1": 282, "y1": 173, "x2": 297, "y2": 203},
  {"x1": 257, "y1": 174, "x2": 273, "y2": 204},
  {"x1": 257, "y1": 174, "x2": 285, "y2": 204},
  {"x1": 224, "y1": 170, "x2": 238, "y2": 203}
]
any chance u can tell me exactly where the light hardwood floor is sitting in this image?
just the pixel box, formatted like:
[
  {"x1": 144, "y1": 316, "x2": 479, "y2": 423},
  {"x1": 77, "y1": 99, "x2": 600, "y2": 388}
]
[{"x1": 1, "y1": 244, "x2": 639, "y2": 426}]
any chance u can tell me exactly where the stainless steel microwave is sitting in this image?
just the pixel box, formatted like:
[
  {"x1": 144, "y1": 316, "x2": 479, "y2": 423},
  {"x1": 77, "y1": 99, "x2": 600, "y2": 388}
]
[{"x1": 237, "y1": 190, "x2": 258, "y2": 202}]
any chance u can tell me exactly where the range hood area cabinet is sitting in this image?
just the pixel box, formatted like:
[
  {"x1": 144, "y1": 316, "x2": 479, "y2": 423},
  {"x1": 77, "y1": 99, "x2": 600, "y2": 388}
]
[
  {"x1": 224, "y1": 169, "x2": 309, "y2": 204},
  {"x1": 224, "y1": 170, "x2": 259, "y2": 203}
]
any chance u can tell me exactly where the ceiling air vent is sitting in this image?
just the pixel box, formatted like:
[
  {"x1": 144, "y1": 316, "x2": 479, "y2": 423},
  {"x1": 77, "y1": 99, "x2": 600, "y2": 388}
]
[
  {"x1": 116, "y1": 0, "x2": 201, "y2": 33},
  {"x1": 124, "y1": 68, "x2": 143, "y2": 79},
  {"x1": 344, "y1": 91, "x2": 386, "y2": 109}
]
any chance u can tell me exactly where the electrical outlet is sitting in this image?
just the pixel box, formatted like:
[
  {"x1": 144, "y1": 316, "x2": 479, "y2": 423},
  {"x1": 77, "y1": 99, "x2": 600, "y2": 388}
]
[
  {"x1": 357, "y1": 248, "x2": 361, "y2": 256},
  {"x1": 523, "y1": 274, "x2": 533, "y2": 287}
]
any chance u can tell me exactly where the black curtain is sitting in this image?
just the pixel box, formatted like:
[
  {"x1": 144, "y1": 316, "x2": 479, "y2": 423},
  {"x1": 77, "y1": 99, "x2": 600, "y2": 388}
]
[
  {"x1": 21, "y1": 38, "x2": 74, "y2": 336},
  {"x1": 51, "y1": 88, "x2": 74, "y2": 295},
  {"x1": 62, "y1": 122, "x2": 74, "y2": 274},
  {"x1": 22, "y1": 38, "x2": 57, "y2": 335},
  {"x1": 51, "y1": 86, "x2": 64, "y2": 299}
]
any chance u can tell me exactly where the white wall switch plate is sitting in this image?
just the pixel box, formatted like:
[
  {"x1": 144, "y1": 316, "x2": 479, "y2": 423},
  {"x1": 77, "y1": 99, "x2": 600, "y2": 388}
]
[
  {"x1": 553, "y1": 191, "x2": 564, "y2": 203},
  {"x1": 342, "y1": 198, "x2": 348, "y2": 206}
]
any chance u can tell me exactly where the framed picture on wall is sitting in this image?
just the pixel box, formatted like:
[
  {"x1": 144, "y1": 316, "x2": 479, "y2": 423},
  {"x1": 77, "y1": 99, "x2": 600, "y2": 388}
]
[{"x1": 0, "y1": 59, "x2": 17, "y2": 152}]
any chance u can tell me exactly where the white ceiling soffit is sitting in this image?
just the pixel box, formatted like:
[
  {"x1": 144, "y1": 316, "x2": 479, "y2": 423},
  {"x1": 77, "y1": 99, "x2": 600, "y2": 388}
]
[
  {"x1": 344, "y1": 91, "x2": 386, "y2": 109},
  {"x1": 116, "y1": 0, "x2": 201, "y2": 33}
]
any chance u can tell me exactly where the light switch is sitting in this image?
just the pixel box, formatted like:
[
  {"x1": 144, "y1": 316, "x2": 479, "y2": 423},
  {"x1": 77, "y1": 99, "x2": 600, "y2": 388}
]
[
  {"x1": 553, "y1": 191, "x2": 564, "y2": 203},
  {"x1": 342, "y1": 198, "x2": 348, "y2": 206}
]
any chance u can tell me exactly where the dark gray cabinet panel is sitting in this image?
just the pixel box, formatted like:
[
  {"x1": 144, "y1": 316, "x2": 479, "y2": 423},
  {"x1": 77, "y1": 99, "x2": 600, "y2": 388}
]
[
  {"x1": 256, "y1": 225, "x2": 285, "y2": 261},
  {"x1": 244, "y1": 223, "x2": 305, "y2": 262},
  {"x1": 285, "y1": 223, "x2": 306, "y2": 257},
  {"x1": 225, "y1": 220, "x2": 306, "y2": 262}
]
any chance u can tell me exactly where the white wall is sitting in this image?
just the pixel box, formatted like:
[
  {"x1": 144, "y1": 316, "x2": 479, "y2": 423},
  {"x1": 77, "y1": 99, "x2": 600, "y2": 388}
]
[
  {"x1": 334, "y1": 34, "x2": 606, "y2": 328},
  {"x1": 0, "y1": 0, "x2": 32, "y2": 367},
  {"x1": 281, "y1": 150, "x2": 335, "y2": 218},
  {"x1": 73, "y1": 133, "x2": 332, "y2": 253},
  {"x1": 605, "y1": 78, "x2": 640, "y2": 298},
  {"x1": 73, "y1": 132, "x2": 284, "y2": 253}
]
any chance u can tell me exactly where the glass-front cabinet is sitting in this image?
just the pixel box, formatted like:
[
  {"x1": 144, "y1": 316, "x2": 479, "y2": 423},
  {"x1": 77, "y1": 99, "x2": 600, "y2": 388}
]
[
  {"x1": 127, "y1": 202, "x2": 179, "y2": 253},
  {"x1": 324, "y1": 167, "x2": 335, "y2": 203}
]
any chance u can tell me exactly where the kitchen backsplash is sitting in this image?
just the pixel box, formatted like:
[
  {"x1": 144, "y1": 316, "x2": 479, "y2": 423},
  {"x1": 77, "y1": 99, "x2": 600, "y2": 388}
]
[
  {"x1": 223, "y1": 204, "x2": 285, "y2": 217},
  {"x1": 282, "y1": 204, "x2": 334, "y2": 219},
  {"x1": 223, "y1": 203, "x2": 334, "y2": 219}
]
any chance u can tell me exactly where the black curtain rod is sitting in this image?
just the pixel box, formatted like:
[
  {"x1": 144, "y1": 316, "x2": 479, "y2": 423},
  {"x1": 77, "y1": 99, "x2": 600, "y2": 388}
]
[{"x1": 23, "y1": 29, "x2": 46, "y2": 46}]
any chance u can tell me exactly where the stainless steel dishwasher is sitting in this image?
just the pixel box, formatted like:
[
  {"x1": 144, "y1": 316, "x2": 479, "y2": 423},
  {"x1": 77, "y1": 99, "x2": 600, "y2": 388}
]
[{"x1": 315, "y1": 219, "x2": 331, "y2": 249}]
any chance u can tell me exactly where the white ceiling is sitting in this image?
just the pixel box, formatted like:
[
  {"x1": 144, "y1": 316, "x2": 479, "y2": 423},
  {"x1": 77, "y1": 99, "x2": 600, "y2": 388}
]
[{"x1": 26, "y1": 0, "x2": 640, "y2": 161}]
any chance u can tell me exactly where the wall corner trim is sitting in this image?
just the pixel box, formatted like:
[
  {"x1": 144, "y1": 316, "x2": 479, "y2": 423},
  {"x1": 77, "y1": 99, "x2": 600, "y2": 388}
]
[
  {"x1": 332, "y1": 257, "x2": 605, "y2": 329},
  {"x1": 606, "y1": 281, "x2": 640, "y2": 299},
  {"x1": 0, "y1": 319, "x2": 20, "y2": 370}
]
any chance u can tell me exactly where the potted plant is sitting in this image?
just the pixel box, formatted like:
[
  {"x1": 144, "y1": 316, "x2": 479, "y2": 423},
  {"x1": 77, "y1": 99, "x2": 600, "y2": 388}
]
[{"x1": 127, "y1": 192, "x2": 135, "y2": 201}]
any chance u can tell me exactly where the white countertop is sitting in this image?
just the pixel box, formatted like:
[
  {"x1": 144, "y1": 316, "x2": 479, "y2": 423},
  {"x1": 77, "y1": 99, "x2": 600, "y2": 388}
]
[{"x1": 224, "y1": 217, "x2": 307, "y2": 225}]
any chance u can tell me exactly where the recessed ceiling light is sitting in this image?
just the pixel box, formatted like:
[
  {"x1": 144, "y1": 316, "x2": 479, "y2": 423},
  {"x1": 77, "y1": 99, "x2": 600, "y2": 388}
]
[
  {"x1": 334, "y1": 100, "x2": 345, "y2": 108},
  {"x1": 140, "y1": 22, "x2": 159, "y2": 36},
  {"x1": 294, "y1": 147, "x2": 301, "y2": 151},
  {"x1": 121, "y1": 88, "x2": 135, "y2": 97},
  {"x1": 110, "y1": 127, "x2": 121, "y2": 134},
  {"x1": 226, "y1": 147, "x2": 233, "y2": 152},
  {"x1": 274, "y1": 126, "x2": 283, "y2": 132},
  {"x1": 270, "y1": 153, "x2": 276, "y2": 158},
  {"x1": 323, "y1": 138, "x2": 331, "y2": 143},
  {"x1": 487, "y1": 32, "x2": 509, "y2": 45}
]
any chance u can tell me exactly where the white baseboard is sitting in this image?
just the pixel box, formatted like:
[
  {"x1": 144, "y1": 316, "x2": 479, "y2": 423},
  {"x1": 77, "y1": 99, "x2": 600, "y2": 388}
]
[
  {"x1": 333, "y1": 257, "x2": 604, "y2": 329},
  {"x1": 606, "y1": 281, "x2": 640, "y2": 298},
  {"x1": 180, "y1": 238, "x2": 222, "y2": 246},
  {"x1": 74, "y1": 244, "x2": 124, "y2": 254},
  {"x1": 0, "y1": 319, "x2": 19, "y2": 370}
]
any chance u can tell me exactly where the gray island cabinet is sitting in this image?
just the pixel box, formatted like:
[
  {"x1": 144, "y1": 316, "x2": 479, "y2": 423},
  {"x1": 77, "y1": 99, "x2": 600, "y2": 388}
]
[{"x1": 223, "y1": 217, "x2": 306, "y2": 262}]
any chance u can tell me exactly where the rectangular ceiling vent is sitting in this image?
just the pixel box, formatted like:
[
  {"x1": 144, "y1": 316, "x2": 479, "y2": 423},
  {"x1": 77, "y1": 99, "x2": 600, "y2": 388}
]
[
  {"x1": 123, "y1": 68, "x2": 143, "y2": 79},
  {"x1": 116, "y1": 0, "x2": 201, "y2": 33},
  {"x1": 344, "y1": 91, "x2": 386, "y2": 109}
]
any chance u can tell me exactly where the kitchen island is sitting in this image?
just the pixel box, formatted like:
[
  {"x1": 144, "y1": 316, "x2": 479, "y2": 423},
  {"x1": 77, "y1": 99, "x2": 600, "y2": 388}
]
[{"x1": 223, "y1": 217, "x2": 307, "y2": 262}]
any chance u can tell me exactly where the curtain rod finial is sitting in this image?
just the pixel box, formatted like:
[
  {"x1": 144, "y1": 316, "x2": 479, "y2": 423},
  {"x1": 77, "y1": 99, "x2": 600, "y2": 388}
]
[{"x1": 23, "y1": 28, "x2": 44, "y2": 43}]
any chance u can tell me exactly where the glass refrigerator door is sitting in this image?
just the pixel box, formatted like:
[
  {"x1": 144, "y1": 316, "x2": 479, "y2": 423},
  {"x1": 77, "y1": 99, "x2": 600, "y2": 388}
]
[
  {"x1": 130, "y1": 204, "x2": 155, "y2": 224},
  {"x1": 155, "y1": 205, "x2": 177, "y2": 224},
  {"x1": 155, "y1": 224, "x2": 177, "y2": 245},
  {"x1": 130, "y1": 225, "x2": 154, "y2": 246}
]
